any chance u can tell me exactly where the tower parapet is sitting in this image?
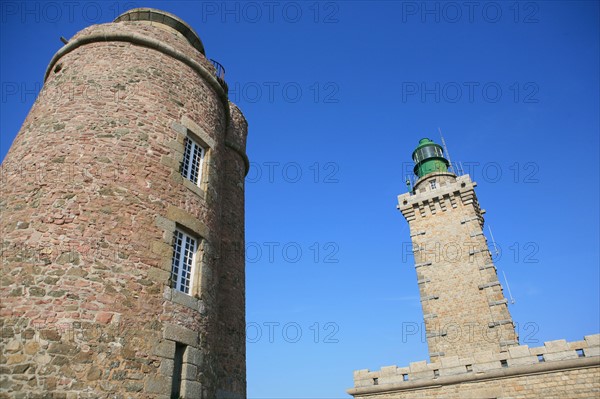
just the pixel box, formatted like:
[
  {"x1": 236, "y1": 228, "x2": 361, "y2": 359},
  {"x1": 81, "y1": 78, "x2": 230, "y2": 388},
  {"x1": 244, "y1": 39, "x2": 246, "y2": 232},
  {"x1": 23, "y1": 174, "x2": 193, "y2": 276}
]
[{"x1": 349, "y1": 334, "x2": 600, "y2": 397}]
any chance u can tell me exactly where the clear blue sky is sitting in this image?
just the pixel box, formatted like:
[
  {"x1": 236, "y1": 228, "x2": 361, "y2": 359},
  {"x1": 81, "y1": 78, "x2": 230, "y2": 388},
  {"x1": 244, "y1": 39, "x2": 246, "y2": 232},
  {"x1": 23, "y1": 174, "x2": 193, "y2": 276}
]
[{"x1": 1, "y1": 1, "x2": 599, "y2": 398}]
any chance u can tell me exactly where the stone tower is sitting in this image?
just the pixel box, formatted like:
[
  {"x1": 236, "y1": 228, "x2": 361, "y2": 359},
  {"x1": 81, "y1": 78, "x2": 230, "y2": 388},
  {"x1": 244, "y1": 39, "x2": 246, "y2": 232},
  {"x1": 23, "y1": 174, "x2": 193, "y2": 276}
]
[
  {"x1": 348, "y1": 138, "x2": 599, "y2": 398},
  {"x1": 1, "y1": 8, "x2": 248, "y2": 399},
  {"x1": 397, "y1": 139, "x2": 518, "y2": 359}
]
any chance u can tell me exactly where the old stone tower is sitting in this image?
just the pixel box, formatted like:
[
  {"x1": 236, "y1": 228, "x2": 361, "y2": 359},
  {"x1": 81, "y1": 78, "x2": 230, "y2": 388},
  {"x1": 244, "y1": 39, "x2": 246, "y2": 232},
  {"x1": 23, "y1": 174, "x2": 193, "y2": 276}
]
[
  {"x1": 1, "y1": 8, "x2": 248, "y2": 399},
  {"x1": 348, "y1": 139, "x2": 599, "y2": 398}
]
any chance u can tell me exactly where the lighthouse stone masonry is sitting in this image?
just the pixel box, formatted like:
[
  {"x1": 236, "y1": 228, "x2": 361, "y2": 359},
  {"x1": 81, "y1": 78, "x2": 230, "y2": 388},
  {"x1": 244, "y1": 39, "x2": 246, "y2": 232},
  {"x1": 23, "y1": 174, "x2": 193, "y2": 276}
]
[
  {"x1": 347, "y1": 138, "x2": 600, "y2": 398},
  {"x1": 399, "y1": 138, "x2": 518, "y2": 358}
]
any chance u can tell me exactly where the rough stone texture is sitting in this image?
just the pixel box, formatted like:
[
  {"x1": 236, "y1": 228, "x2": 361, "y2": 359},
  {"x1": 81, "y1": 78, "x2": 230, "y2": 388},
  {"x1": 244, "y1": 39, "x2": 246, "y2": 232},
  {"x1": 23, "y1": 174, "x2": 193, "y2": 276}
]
[
  {"x1": 398, "y1": 172, "x2": 518, "y2": 358},
  {"x1": 351, "y1": 365, "x2": 599, "y2": 398},
  {"x1": 215, "y1": 103, "x2": 248, "y2": 399},
  {"x1": 0, "y1": 8, "x2": 247, "y2": 399}
]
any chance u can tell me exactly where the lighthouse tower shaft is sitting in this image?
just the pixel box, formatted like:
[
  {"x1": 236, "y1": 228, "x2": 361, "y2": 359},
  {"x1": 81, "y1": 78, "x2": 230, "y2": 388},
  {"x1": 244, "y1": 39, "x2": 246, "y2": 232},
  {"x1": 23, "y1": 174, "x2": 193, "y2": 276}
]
[{"x1": 398, "y1": 140, "x2": 518, "y2": 360}]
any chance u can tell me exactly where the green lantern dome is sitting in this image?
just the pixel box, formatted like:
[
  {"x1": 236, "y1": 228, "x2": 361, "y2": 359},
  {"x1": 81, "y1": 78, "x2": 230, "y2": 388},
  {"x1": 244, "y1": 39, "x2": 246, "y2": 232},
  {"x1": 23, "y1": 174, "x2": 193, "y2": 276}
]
[{"x1": 412, "y1": 138, "x2": 450, "y2": 178}]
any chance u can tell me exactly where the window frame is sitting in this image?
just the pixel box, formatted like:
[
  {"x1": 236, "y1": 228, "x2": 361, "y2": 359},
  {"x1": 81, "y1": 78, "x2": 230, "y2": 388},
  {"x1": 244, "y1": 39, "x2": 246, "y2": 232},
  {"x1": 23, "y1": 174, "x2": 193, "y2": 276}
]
[
  {"x1": 181, "y1": 136, "x2": 205, "y2": 187},
  {"x1": 170, "y1": 228, "x2": 198, "y2": 295},
  {"x1": 430, "y1": 179, "x2": 437, "y2": 189}
]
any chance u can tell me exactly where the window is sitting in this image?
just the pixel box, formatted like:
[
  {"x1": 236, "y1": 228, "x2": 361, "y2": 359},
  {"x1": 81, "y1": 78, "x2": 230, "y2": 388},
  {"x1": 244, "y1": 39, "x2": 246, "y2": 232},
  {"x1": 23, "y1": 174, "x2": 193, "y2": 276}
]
[
  {"x1": 576, "y1": 349, "x2": 585, "y2": 358},
  {"x1": 171, "y1": 343, "x2": 186, "y2": 399},
  {"x1": 430, "y1": 180, "x2": 437, "y2": 189},
  {"x1": 466, "y1": 364, "x2": 473, "y2": 372},
  {"x1": 372, "y1": 377, "x2": 378, "y2": 385},
  {"x1": 413, "y1": 145, "x2": 443, "y2": 164},
  {"x1": 182, "y1": 137, "x2": 205, "y2": 186},
  {"x1": 402, "y1": 374, "x2": 408, "y2": 381},
  {"x1": 433, "y1": 369, "x2": 439, "y2": 379},
  {"x1": 537, "y1": 354, "x2": 545, "y2": 363},
  {"x1": 500, "y1": 359, "x2": 508, "y2": 368},
  {"x1": 170, "y1": 229, "x2": 197, "y2": 294}
]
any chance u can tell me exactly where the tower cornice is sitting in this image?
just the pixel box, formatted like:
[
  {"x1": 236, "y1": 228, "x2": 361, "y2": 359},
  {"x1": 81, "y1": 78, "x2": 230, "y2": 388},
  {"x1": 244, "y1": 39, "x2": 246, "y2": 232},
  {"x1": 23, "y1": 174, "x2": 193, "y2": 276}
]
[
  {"x1": 398, "y1": 174, "x2": 484, "y2": 226},
  {"x1": 114, "y1": 8, "x2": 205, "y2": 54}
]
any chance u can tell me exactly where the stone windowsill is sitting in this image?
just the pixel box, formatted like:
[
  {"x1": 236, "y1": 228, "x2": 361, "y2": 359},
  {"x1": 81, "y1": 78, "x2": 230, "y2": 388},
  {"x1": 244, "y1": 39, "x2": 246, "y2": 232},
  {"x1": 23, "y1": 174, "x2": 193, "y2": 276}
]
[
  {"x1": 183, "y1": 178, "x2": 205, "y2": 199},
  {"x1": 163, "y1": 286, "x2": 203, "y2": 312}
]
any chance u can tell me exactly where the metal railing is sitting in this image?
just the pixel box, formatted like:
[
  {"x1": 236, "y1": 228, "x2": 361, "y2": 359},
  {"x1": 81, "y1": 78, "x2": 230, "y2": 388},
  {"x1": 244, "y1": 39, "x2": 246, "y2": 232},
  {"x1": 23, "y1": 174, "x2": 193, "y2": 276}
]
[{"x1": 209, "y1": 59, "x2": 226, "y2": 81}]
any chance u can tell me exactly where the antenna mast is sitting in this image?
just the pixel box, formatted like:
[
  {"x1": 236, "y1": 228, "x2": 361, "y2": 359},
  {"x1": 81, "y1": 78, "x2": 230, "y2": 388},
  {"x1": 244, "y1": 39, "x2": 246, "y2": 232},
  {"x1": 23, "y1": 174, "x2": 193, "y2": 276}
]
[{"x1": 438, "y1": 127, "x2": 454, "y2": 173}]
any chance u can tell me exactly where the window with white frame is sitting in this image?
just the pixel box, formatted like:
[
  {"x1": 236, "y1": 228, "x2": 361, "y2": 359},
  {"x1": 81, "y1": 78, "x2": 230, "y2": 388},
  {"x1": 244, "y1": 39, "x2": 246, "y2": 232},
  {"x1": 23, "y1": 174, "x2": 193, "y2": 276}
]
[
  {"x1": 170, "y1": 229, "x2": 197, "y2": 294},
  {"x1": 181, "y1": 137, "x2": 205, "y2": 186},
  {"x1": 430, "y1": 180, "x2": 437, "y2": 190}
]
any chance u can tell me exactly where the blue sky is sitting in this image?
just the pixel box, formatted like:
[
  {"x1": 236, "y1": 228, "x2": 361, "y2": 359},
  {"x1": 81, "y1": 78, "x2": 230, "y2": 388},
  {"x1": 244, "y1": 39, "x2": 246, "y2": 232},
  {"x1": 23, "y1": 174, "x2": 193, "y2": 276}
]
[{"x1": 1, "y1": 1, "x2": 599, "y2": 398}]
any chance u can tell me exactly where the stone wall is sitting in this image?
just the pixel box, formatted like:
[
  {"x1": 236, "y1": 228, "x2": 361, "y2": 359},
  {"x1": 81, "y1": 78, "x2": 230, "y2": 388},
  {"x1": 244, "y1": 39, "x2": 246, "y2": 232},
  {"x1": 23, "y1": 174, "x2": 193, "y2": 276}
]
[
  {"x1": 397, "y1": 173, "x2": 517, "y2": 359},
  {"x1": 0, "y1": 8, "x2": 247, "y2": 399},
  {"x1": 349, "y1": 334, "x2": 600, "y2": 398}
]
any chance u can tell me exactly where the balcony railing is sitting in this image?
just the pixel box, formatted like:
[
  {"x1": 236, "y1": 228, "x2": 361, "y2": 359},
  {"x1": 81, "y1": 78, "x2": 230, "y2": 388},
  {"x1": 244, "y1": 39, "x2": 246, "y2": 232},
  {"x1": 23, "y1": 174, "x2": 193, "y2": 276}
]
[
  {"x1": 209, "y1": 59, "x2": 227, "y2": 92},
  {"x1": 210, "y1": 59, "x2": 226, "y2": 80}
]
